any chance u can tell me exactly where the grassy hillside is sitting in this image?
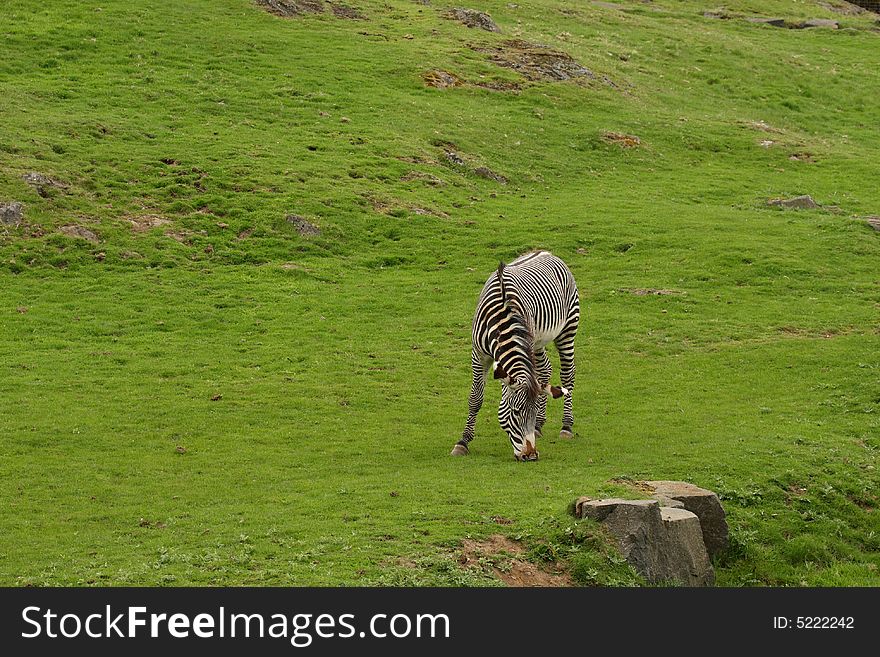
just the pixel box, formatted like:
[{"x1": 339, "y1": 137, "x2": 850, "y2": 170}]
[{"x1": 1, "y1": 0, "x2": 878, "y2": 586}]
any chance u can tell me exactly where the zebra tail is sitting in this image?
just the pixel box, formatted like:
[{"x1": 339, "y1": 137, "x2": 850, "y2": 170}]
[{"x1": 497, "y1": 261, "x2": 508, "y2": 303}]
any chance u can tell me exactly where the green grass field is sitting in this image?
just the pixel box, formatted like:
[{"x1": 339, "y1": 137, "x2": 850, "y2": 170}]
[{"x1": 1, "y1": 0, "x2": 878, "y2": 586}]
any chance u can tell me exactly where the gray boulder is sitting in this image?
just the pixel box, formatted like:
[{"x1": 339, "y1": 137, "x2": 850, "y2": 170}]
[
  {"x1": 444, "y1": 8, "x2": 500, "y2": 32},
  {"x1": 661, "y1": 507, "x2": 715, "y2": 586},
  {"x1": 768, "y1": 194, "x2": 819, "y2": 210},
  {"x1": 1, "y1": 201, "x2": 24, "y2": 226},
  {"x1": 745, "y1": 17, "x2": 787, "y2": 27},
  {"x1": 802, "y1": 19, "x2": 839, "y2": 28},
  {"x1": 575, "y1": 498, "x2": 715, "y2": 586},
  {"x1": 646, "y1": 480, "x2": 729, "y2": 558}
]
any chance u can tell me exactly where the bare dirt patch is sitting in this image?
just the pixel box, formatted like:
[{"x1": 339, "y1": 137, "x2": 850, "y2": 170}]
[
  {"x1": 411, "y1": 206, "x2": 449, "y2": 218},
  {"x1": 767, "y1": 195, "x2": 819, "y2": 210},
  {"x1": 59, "y1": 225, "x2": 99, "y2": 243},
  {"x1": 127, "y1": 214, "x2": 171, "y2": 232},
  {"x1": 164, "y1": 229, "x2": 193, "y2": 244},
  {"x1": 473, "y1": 166, "x2": 508, "y2": 184},
  {"x1": 471, "y1": 78, "x2": 522, "y2": 92},
  {"x1": 422, "y1": 69, "x2": 463, "y2": 89},
  {"x1": 255, "y1": 0, "x2": 325, "y2": 16},
  {"x1": 329, "y1": 3, "x2": 366, "y2": 19},
  {"x1": 622, "y1": 288, "x2": 683, "y2": 296},
  {"x1": 395, "y1": 154, "x2": 437, "y2": 165},
  {"x1": 401, "y1": 170, "x2": 445, "y2": 186},
  {"x1": 475, "y1": 40, "x2": 594, "y2": 82},
  {"x1": 601, "y1": 132, "x2": 641, "y2": 148},
  {"x1": 459, "y1": 535, "x2": 572, "y2": 587},
  {"x1": 609, "y1": 477, "x2": 656, "y2": 493},
  {"x1": 739, "y1": 119, "x2": 783, "y2": 133}
]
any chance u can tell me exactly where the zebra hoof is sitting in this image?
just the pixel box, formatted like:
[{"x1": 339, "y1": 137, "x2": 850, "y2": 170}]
[
  {"x1": 450, "y1": 444, "x2": 469, "y2": 456},
  {"x1": 559, "y1": 429, "x2": 574, "y2": 440}
]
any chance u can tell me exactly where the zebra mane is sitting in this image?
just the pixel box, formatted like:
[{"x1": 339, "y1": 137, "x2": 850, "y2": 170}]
[{"x1": 496, "y1": 261, "x2": 540, "y2": 401}]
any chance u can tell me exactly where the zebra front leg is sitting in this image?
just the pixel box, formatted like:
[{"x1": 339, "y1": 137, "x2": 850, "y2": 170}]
[
  {"x1": 534, "y1": 349, "x2": 552, "y2": 438},
  {"x1": 555, "y1": 326, "x2": 577, "y2": 439},
  {"x1": 453, "y1": 351, "x2": 489, "y2": 456}
]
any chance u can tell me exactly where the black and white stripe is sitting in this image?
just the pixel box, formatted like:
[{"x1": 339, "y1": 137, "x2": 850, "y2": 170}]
[{"x1": 453, "y1": 251, "x2": 580, "y2": 460}]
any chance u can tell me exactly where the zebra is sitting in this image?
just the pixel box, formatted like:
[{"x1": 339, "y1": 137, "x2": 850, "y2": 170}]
[{"x1": 451, "y1": 251, "x2": 580, "y2": 461}]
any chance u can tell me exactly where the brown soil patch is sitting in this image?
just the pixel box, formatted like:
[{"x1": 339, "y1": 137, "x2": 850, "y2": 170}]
[
  {"x1": 476, "y1": 40, "x2": 593, "y2": 82},
  {"x1": 59, "y1": 225, "x2": 99, "y2": 243},
  {"x1": 601, "y1": 132, "x2": 641, "y2": 148},
  {"x1": 459, "y1": 535, "x2": 572, "y2": 587},
  {"x1": 401, "y1": 171, "x2": 445, "y2": 186},
  {"x1": 610, "y1": 477, "x2": 656, "y2": 493},
  {"x1": 395, "y1": 154, "x2": 437, "y2": 165},
  {"x1": 472, "y1": 78, "x2": 522, "y2": 92},
  {"x1": 786, "y1": 483, "x2": 809, "y2": 498},
  {"x1": 365, "y1": 195, "x2": 392, "y2": 214},
  {"x1": 623, "y1": 287, "x2": 683, "y2": 296},
  {"x1": 443, "y1": 8, "x2": 501, "y2": 32},
  {"x1": 474, "y1": 166, "x2": 508, "y2": 184},
  {"x1": 423, "y1": 69, "x2": 463, "y2": 89},
  {"x1": 411, "y1": 206, "x2": 449, "y2": 218},
  {"x1": 127, "y1": 214, "x2": 171, "y2": 232},
  {"x1": 329, "y1": 3, "x2": 366, "y2": 19},
  {"x1": 164, "y1": 229, "x2": 192, "y2": 243},
  {"x1": 739, "y1": 119, "x2": 783, "y2": 133},
  {"x1": 789, "y1": 152, "x2": 814, "y2": 162},
  {"x1": 255, "y1": 0, "x2": 325, "y2": 17},
  {"x1": 366, "y1": 195, "x2": 448, "y2": 218}
]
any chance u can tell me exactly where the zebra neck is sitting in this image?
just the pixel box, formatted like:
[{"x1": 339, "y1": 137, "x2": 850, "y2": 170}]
[{"x1": 489, "y1": 312, "x2": 535, "y2": 384}]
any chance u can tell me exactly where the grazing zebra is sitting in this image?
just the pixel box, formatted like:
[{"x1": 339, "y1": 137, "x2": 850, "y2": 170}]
[{"x1": 451, "y1": 251, "x2": 580, "y2": 461}]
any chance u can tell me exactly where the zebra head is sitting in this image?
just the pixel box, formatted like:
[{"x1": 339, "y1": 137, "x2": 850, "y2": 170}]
[
  {"x1": 496, "y1": 363, "x2": 569, "y2": 461},
  {"x1": 497, "y1": 374, "x2": 539, "y2": 460}
]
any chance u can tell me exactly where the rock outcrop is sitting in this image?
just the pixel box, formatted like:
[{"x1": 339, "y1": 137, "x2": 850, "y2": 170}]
[
  {"x1": 645, "y1": 480, "x2": 729, "y2": 558},
  {"x1": 574, "y1": 498, "x2": 715, "y2": 586}
]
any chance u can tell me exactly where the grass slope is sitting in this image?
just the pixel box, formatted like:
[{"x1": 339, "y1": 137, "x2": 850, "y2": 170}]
[{"x1": 1, "y1": 0, "x2": 878, "y2": 586}]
